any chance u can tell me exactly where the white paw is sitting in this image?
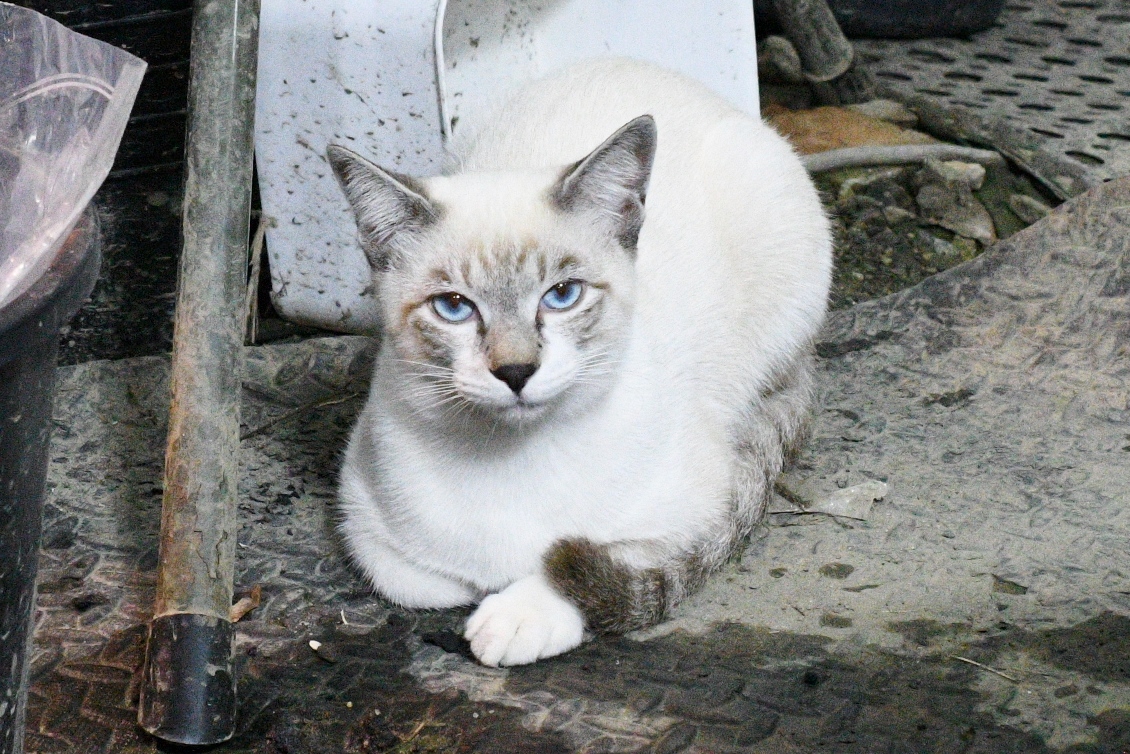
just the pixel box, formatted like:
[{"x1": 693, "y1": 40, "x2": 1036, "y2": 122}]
[{"x1": 464, "y1": 574, "x2": 585, "y2": 666}]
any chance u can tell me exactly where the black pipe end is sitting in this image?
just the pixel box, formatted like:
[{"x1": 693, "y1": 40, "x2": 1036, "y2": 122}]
[{"x1": 138, "y1": 613, "x2": 236, "y2": 745}]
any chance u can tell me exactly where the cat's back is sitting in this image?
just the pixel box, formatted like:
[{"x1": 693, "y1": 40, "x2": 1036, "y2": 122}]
[
  {"x1": 454, "y1": 58, "x2": 830, "y2": 402},
  {"x1": 452, "y1": 58, "x2": 754, "y2": 172}
]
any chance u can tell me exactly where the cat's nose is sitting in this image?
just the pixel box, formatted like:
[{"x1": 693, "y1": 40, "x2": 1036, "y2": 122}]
[{"x1": 491, "y1": 363, "x2": 538, "y2": 395}]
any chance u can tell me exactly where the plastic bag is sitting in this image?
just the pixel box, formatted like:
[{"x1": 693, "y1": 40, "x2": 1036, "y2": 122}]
[{"x1": 0, "y1": 3, "x2": 145, "y2": 308}]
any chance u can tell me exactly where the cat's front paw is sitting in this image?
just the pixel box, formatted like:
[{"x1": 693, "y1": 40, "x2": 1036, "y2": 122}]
[{"x1": 464, "y1": 574, "x2": 584, "y2": 666}]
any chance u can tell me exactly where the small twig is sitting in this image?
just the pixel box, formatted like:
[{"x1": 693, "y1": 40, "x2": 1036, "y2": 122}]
[
  {"x1": 803, "y1": 144, "x2": 1005, "y2": 174},
  {"x1": 773, "y1": 481, "x2": 808, "y2": 506},
  {"x1": 400, "y1": 708, "x2": 445, "y2": 742},
  {"x1": 244, "y1": 215, "x2": 276, "y2": 345},
  {"x1": 240, "y1": 391, "x2": 362, "y2": 441},
  {"x1": 229, "y1": 584, "x2": 262, "y2": 622},
  {"x1": 405, "y1": 719, "x2": 429, "y2": 741},
  {"x1": 949, "y1": 655, "x2": 1019, "y2": 683}
]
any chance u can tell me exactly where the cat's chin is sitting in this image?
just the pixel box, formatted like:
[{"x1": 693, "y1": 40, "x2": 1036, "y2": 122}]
[{"x1": 494, "y1": 399, "x2": 551, "y2": 424}]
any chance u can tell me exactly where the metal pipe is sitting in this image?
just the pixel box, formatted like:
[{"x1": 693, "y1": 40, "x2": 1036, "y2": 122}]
[
  {"x1": 137, "y1": 0, "x2": 259, "y2": 744},
  {"x1": 802, "y1": 144, "x2": 1006, "y2": 174}
]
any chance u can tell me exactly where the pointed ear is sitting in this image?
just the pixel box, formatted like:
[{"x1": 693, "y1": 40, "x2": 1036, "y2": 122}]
[
  {"x1": 326, "y1": 145, "x2": 440, "y2": 270},
  {"x1": 550, "y1": 115, "x2": 657, "y2": 249}
]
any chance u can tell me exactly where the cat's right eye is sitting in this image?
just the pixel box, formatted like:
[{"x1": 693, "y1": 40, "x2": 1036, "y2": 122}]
[{"x1": 430, "y1": 292, "x2": 476, "y2": 323}]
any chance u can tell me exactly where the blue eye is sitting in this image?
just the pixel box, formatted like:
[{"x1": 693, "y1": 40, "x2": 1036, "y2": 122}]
[
  {"x1": 431, "y1": 293, "x2": 476, "y2": 322},
  {"x1": 541, "y1": 280, "x2": 584, "y2": 311}
]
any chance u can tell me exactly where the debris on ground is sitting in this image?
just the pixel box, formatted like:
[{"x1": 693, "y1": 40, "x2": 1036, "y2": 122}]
[
  {"x1": 770, "y1": 480, "x2": 888, "y2": 521},
  {"x1": 914, "y1": 158, "x2": 997, "y2": 246},
  {"x1": 762, "y1": 96, "x2": 1061, "y2": 310},
  {"x1": 765, "y1": 103, "x2": 935, "y2": 155},
  {"x1": 229, "y1": 584, "x2": 262, "y2": 623},
  {"x1": 845, "y1": 98, "x2": 918, "y2": 128}
]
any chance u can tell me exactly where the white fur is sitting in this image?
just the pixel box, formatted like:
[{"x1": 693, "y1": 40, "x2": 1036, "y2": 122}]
[
  {"x1": 338, "y1": 59, "x2": 831, "y2": 665},
  {"x1": 465, "y1": 574, "x2": 585, "y2": 667}
]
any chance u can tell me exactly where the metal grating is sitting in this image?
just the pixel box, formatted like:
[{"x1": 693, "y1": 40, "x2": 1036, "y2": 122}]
[{"x1": 855, "y1": 0, "x2": 1130, "y2": 184}]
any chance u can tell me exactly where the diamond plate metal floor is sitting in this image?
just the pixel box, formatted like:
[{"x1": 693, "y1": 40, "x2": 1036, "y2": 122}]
[
  {"x1": 857, "y1": 0, "x2": 1130, "y2": 185},
  {"x1": 23, "y1": 177, "x2": 1130, "y2": 752}
]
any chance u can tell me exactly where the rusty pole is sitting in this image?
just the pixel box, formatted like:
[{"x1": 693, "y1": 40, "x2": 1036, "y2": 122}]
[{"x1": 137, "y1": 0, "x2": 259, "y2": 744}]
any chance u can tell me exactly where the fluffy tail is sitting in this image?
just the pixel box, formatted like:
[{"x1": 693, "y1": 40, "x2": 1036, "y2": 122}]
[
  {"x1": 545, "y1": 351, "x2": 816, "y2": 634},
  {"x1": 543, "y1": 538, "x2": 703, "y2": 634}
]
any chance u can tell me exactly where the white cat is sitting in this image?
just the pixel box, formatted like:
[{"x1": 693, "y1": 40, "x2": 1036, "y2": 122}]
[{"x1": 328, "y1": 58, "x2": 831, "y2": 666}]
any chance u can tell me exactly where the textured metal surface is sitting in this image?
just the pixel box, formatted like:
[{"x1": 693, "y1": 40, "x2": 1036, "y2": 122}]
[
  {"x1": 22, "y1": 177, "x2": 1130, "y2": 751},
  {"x1": 856, "y1": 0, "x2": 1130, "y2": 183}
]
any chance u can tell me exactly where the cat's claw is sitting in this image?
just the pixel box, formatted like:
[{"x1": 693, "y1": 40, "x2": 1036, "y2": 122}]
[{"x1": 464, "y1": 574, "x2": 585, "y2": 666}]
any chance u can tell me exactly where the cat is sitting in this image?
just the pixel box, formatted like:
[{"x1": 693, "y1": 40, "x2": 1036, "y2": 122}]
[{"x1": 327, "y1": 58, "x2": 831, "y2": 667}]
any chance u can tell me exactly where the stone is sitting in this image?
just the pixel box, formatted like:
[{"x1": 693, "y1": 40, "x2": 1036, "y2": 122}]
[
  {"x1": 933, "y1": 160, "x2": 987, "y2": 190},
  {"x1": 846, "y1": 98, "x2": 919, "y2": 128},
  {"x1": 931, "y1": 235, "x2": 960, "y2": 260},
  {"x1": 819, "y1": 563, "x2": 856, "y2": 579},
  {"x1": 757, "y1": 35, "x2": 805, "y2": 85},
  {"x1": 882, "y1": 205, "x2": 917, "y2": 225},
  {"x1": 915, "y1": 160, "x2": 997, "y2": 246},
  {"x1": 834, "y1": 166, "x2": 913, "y2": 202},
  {"x1": 952, "y1": 235, "x2": 980, "y2": 261},
  {"x1": 1008, "y1": 193, "x2": 1052, "y2": 224},
  {"x1": 820, "y1": 613, "x2": 854, "y2": 628}
]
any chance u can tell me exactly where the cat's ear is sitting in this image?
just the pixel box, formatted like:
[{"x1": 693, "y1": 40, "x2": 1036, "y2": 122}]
[
  {"x1": 551, "y1": 115, "x2": 657, "y2": 250},
  {"x1": 327, "y1": 145, "x2": 440, "y2": 270}
]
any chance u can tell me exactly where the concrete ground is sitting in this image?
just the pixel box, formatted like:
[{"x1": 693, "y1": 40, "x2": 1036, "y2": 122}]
[{"x1": 21, "y1": 176, "x2": 1129, "y2": 752}]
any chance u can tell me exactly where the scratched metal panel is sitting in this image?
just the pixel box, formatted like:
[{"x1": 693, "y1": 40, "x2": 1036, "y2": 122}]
[{"x1": 254, "y1": 0, "x2": 445, "y2": 333}]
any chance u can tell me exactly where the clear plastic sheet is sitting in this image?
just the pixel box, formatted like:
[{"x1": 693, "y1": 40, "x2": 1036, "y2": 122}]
[{"x1": 0, "y1": 3, "x2": 145, "y2": 308}]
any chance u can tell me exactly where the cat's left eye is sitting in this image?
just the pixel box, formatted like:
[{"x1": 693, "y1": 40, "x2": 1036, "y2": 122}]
[{"x1": 541, "y1": 280, "x2": 584, "y2": 311}]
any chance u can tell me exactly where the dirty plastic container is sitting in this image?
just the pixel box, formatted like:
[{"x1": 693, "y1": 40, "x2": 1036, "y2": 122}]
[
  {"x1": 0, "y1": 209, "x2": 100, "y2": 754},
  {"x1": 0, "y1": 5, "x2": 143, "y2": 752},
  {"x1": 755, "y1": 0, "x2": 1005, "y2": 39},
  {"x1": 828, "y1": 0, "x2": 1006, "y2": 38}
]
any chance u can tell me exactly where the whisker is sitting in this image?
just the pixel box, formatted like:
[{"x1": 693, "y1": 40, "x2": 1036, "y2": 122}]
[
  {"x1": 394, "y1": 358, "x2": 455, "y2": 372},
  {"x1": 402, "y1": 370, "x2": 457, "y2": 382},
  {"x1": 442, "y1": 398, "x2": 476, "y2": 428},
  {"x1": 408, "y1": 384, "x2": 460, "y2": 398},
  {"x1": 410, "y1": 391, "x2": 471, "y2": 420},
  {"x1": 393, "y1": 360, "x2": 457, "y2": 379},
  {"x1": 482, "y1": 413, "x2": 502, "y2": 449}
]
